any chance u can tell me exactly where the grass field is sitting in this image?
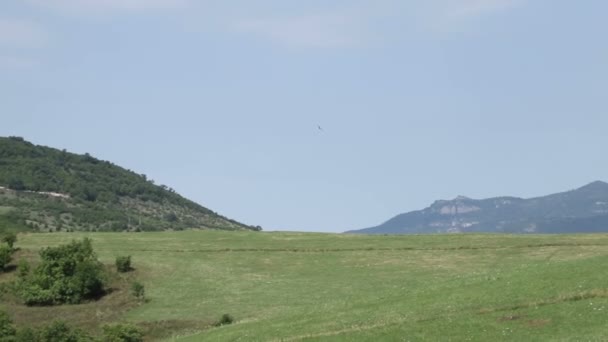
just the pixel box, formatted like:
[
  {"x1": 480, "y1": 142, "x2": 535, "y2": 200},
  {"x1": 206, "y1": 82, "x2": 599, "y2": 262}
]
[{"x1": 4, "y1": 231, "x2": 608, "y2": 341}]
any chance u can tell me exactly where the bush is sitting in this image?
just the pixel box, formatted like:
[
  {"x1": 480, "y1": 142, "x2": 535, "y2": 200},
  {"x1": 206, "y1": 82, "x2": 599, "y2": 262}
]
[
  {"x1": 18, "y1": 238, "x2": 106, "y2": 305},
  {"x1": 0, "y1": 246, "x2": 11, "y2": 272},
  {"x1": 216, "y1": 313, "x2": 235, "y2": 326},
  {"x1": 115, "y1": 256, "x2": 132, "y2": 273},
  {"x1": 0, "y1": 311, "x2": 16, "y2": 339},
  {"x1": 1, "y1": 233, "x2": 16, "y2": 250},
  {"x1": 102, "y1": 324, "x2": 143, "y2": 342},
  {"x1": 14, "y1": 327, "x2": 37, "y2": 342},
  {"x1": 164, "y1": 212, "x2": 178, "y2": 223},
  {"x1": 37, "y1": 321, "x2": 90, "y2": 342},
  {"x1": 17, "y1": 259, "x2": 30, "y2": 278},
  {"x1": 7, "y1": 178, "x2": 25, "y2": 191},
  {"x1": 131, "y1": 282, "x2": 145, "y2": 301}
]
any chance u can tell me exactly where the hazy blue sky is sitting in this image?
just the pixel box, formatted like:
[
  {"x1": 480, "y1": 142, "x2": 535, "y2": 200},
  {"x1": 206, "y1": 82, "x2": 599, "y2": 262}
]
[{"x1": 1, "y1": 0, "x2": 607, "y2": 232}]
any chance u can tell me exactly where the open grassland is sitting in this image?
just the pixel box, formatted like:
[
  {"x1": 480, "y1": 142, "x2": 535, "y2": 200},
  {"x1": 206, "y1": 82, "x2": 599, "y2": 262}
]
[{"x1": 5, "y1": 231, "x2": 608, "y2": 341}]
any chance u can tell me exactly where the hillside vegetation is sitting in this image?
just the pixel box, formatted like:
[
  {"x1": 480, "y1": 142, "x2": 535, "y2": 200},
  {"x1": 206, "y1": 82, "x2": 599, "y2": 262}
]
[
  {"x1": 0, "y1": 136, "x2": 257, "y2": 232},
  {"x1": 4, "y1": 231, "x2": 608, "y2": 340}
]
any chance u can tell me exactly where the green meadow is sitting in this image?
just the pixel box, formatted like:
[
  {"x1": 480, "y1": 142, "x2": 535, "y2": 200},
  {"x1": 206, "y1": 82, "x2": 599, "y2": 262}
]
[{"x1": 5, "y1": 231, "x2": 608, "y2": 341}]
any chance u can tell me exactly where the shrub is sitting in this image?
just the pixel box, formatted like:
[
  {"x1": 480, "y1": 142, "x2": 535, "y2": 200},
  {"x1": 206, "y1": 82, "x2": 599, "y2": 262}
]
[
  {"x1": 0, "y1": 311, "x2": 16, "y2": 339},
  {"x1": 115, "y1": 256, "x2": 132, "y2": 273},
  {"x1": 37, "y1": 321, "x2": 90, "y2": 342},
  {"x1": 14, "y1": 327, "x2": 37, "y2": 342},
  {"x1": 1, "y1": 233, "x2": 16, "y2": 250},
  {"x1": 131, "y1": 282, "x2": 145, "y2": 301},
  {"x1": 102, "y1": 324, "x2": 143, "y2": 342},
  {"x1": 7, "y1": 178, "x2": 25, "y2": 191},
  {"x1": 164, "y1": 212, "x2": 178, "y2": 223},
  {"x1": 18, "y1": 238, "x2": 106, "y2": 305},
  {"x1": 0, "y1": 246, "x2": 11, "y2": 272},
  {"x1": 216, "y1": 313, "x2": 235, "y2": 326},
  {"x1": 17, "y1": 259, "x2": 30, "y2": 278}
]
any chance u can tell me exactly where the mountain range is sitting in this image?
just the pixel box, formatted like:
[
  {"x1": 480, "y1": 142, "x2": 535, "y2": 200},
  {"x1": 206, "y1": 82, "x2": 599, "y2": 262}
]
[{"x1": 347, "y1": 181, "x2": 608, "y2": 234}]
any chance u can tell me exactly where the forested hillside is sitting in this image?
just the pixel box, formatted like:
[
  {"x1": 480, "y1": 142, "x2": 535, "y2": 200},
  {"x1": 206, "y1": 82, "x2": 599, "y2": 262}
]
[{"x1": 0, "y1": 136, "x2": 259, "y2": 233}]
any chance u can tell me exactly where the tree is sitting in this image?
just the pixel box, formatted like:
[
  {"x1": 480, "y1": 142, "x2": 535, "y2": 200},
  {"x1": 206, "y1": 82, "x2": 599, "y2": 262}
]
[
  {"x1": 3, "y1": 232, "x2": 17, "y2": 249},
  {"x1": 7, "y1": 178, "x2": 25, "y2": 191},
  {"x1": 0, "y1": 246, "x2": 11, "y2": 272},
  {"x1": 0, "y1": 311, "x2": 16, "y2": 339},
  {"x1": 82, "y1": 187, "x2": 98, "y2": 202},
  {"x1": 14, "y1": 327, "x2": 36, "y2": 342},
  {"x1": 18, "y1": 238, "x2": 106, "y2": 305},
  {"x1": 37, "y1": 321, "x2": 90, "y2": 342},
  {"x1": 215, "y1": 314, "x2": 235, "y2": 326},
  {"x1": 17, "y1": 259, "x2": 30, "y2": 278},
  {"x1": 115, "y1": 256, "x2": 132, "y2": 273},
  {"x1": 164, "y1": 213, "x2": 178, "y2": 223},
  {"x1": 131, "y1": 282, "x2": 145, "y2": 301},
  {"x1": 102, "y1": 324, "x2": 143, "y2": 342}
]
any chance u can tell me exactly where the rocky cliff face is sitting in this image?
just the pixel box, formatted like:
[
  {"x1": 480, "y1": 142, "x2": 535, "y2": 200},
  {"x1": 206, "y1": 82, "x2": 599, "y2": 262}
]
[{"x1": 346, "y1": 181, "x2": 608, "y2": 234}]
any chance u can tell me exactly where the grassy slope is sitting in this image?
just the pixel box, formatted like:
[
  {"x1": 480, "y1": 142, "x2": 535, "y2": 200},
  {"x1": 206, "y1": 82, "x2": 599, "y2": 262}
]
[{"x1": 7, "y1": 231, "x2": 608, "y2": 341}]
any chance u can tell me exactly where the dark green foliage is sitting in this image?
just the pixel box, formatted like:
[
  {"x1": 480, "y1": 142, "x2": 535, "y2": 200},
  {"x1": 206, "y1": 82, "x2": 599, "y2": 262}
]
[
  {"x1": 7, "y1": 178, "x2": 25, "y2": 191},
  {"x1": 164, "y1": 212, "x2": 178, "y2": 223},
  {"x1": 37, "y1": 321, "x2": 90, "y2": 342},
  {"x1": 17, "y1": 259, "x2": 30, "y2": 278},
  {"x1": 13, "y1": 328, "x2": 36, "y2": 342},
  {"x1": 215, "y1": 314, "x2": 235, "y2": 326},
  {"x1": 0, "y1": 211, "x2": 28, "y2": 234},
  {"x1": 2, "y1": 233, "x2": 16, "y2": 249},
  {"x1": 0, "y1": 138, "x2": 154, "y2": 201},
  {"x1": 0, "y1": 311, "x2": 16, "y2": 340},
  {"x1": 0, "y1": 137, "x2": 254, "y2": 232},
  {"x1": 0, "y1": 320, "x2": 91, "y2": 342},
  {"x1": 101, "y1": 324, "x2": 143, "y2": 342},
  {"x1": 18, "y1": 238, "x2": 106, "y2": 305},
  {"x1": 130, "y1": 282, "x2": 145, "y2": 300},
  {"x1": 115, "y1": 256, "x2": 132, "y2": 273},
  {"x1": 3, "y1": 319, "x2": 118, "y2": 342},
  {"x1": 0, "y1": 246, "x2": 11, "y2": 272}
]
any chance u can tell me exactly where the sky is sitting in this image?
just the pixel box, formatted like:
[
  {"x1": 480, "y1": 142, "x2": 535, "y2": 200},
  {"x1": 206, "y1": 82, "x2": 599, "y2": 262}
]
[{"x1": 1, "y1": 0, "x2": 607, "y2": 232}]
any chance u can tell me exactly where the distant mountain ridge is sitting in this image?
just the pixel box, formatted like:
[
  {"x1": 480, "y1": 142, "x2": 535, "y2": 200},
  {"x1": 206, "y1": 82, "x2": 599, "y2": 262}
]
[
  {"x1": 0, "y1": 136, "x2": 259, "y2": 233},
  {"x1": 346, "y1": 181, "x2": 608, "y2": 234}
]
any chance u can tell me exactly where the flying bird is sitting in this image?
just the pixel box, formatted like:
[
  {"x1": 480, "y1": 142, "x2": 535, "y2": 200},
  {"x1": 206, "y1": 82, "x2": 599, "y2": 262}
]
[{"x1": 317, "y1": 125, "x2": 324, "y2": 132}]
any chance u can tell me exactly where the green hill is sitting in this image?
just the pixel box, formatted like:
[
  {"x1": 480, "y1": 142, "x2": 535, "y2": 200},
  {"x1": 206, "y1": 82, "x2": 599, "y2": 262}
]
[{"x1": 0, "y1": 136, "x2": 258, "y2": 233}]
